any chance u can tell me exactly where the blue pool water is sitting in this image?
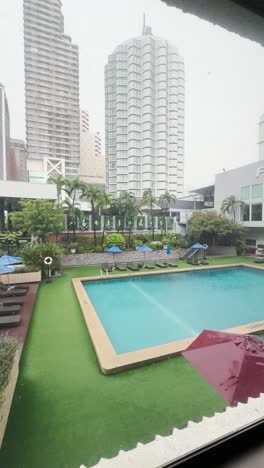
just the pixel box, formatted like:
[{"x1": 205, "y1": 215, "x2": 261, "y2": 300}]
[{"x1": 83, "y1": 267, "x2": 264, "y2": 355}]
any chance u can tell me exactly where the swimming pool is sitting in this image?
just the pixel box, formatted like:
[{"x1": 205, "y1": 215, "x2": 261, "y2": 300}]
[{"x1": 82, "y1": 266, "x2": 264, "y2": 356}]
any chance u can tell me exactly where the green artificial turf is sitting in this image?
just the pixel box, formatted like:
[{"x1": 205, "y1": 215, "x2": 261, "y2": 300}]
[{"x1": 0, "y1": 257, "x2": 260, "y2": 468}]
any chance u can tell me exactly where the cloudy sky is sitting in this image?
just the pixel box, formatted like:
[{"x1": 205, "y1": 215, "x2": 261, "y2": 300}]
[{"x1": 1, "y1": 0, "x2": 264, "y2": 190}]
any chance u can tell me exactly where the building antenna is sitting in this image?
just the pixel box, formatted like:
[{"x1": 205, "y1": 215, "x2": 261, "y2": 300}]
[{"x1": 142, "y1": 12, "x2": 146, "y2": 34}]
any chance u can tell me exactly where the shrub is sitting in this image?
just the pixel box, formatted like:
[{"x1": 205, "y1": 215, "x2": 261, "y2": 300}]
[
  {"x1": 236, "y1": 239, "x2": 246, "y2": 256},
  {"x1": 19, "y1": 242, "x2": 63, "y2": 277},
  {"x1": 0, "y1": 335, "x2": 17, "y2": 403},
  {"x1": 257, "y1": 244, "x2": 264, "y2": 248},
  {"x1": 105, "y1": 233, "x2": 126, "y2": 250},
  {"x1": 133, "y1": 239, "x2": 143, "y2": 248},
  {"x1": 95, "y1": 245, "x2": 103, "y2": 253},
  {"x1": 132, "y1": 233, "x2": 150, "y2": 244},
  {"x1": 149, "y1": 241, "x2": 163, "y2": 250}
]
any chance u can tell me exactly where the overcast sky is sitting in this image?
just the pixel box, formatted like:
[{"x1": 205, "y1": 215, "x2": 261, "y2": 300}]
[{"x1": 1, "y1": 0, "x2": 264, "y2": 190}]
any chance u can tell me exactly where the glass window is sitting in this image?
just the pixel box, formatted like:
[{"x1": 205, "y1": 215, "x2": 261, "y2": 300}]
[
  {"x1": 251, "y1": 203, "x2": 262, "y2": 221},
  {"x1": 240, "y1": 204, "x2": 249, "y2": 221},
  {"x1": 241, "y1": 186, "x2": 250, "y2": 201},
  {"x1": 252, "y1": 183, "x2": 263, "y2": 199},
  {"x1": 245, "y1": 239, "x2": 256, "y2": 247}
]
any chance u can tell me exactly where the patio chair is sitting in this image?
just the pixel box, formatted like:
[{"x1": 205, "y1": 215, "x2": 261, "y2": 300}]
[
  {"x1": 115, "y1": 263, "x2": 127, "y2": 272},
  {"x1": 0, "y1": 281, "x2": 29, "y2": 291},
  {"x1": 254, "y1": 258, "x2": 264, "y2": 264},
  {"x1": 0, "y1": 315, "x2": 21, "y2": 328},
  {"x1": 101, "y1": 263, "x2": 113, "y2": 273},
  {"x1": 0, "y1": 298, "x2": 24, "y2": 306},
  {"x1": 155, "y1": 261, "x2": 168, "y2": 268},
  {"x1": 0, "y1": 289, "x2": 27, "y2": 298},
  {"x1": 164, "y1": 260, "x2": 178, "y2": 268},
  {"x1": 144, "y1": 262, "x2": 155, "y2": 269},
  {"x1": 0, "y1": 305, "x2": 21, "y2": 316},
  {"x1": 127, "y1": 262, "x2": 139, "y2": 271}
]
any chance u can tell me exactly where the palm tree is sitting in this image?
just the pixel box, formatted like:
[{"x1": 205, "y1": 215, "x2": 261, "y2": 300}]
[
  {"x1": 97, "y1": 191, "x2": 111, "y2": 247},
  {"x1": 142, "y1": 188, "x2": 156, "y2": 240},
  {"x1": 159, "y1": 191, "x2": 176, "y2": 233},
  {"x1": 48, "y1": 175, "x2": 65, "y2": 203},
  {"x1": 80, "y1": 183, "x2": 103, "y2": 246},
  {"x1": 120, "y1": 192, "x2": 138, "y2": 248},
  {"x1": 221, "y1": 195, "x2": 245, "y2": 222},
  {"x1": 63, "y1": 198, "x2": 81, "y2": 241},
  {"x1": 63, "y1": 178, "x2": 82, "y2": 240},
  {"x1": 110, "y1": 195, "x2": 126, "y2": 234}
]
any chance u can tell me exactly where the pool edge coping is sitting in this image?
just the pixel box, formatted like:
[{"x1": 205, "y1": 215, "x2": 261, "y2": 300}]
[{"x1": 72, "y1": 263, "x2": 264, "y2": 374}]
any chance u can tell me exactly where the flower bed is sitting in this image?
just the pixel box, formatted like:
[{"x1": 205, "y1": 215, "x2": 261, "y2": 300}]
[{"x1": 0, "y1": 336, "x2": 18, "y2": 447}]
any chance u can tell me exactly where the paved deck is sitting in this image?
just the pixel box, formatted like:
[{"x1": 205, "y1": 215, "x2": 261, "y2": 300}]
[{"x1": 1, "y1": 283, "x2": 39, "y2": 359}]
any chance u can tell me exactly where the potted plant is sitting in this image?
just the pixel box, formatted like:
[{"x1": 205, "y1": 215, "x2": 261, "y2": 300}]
[{"x1": 69, "y1": 242, "x2": 78, "y2": 254}]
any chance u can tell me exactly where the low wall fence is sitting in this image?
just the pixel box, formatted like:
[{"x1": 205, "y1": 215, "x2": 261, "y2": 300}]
[{"x1": 61, "y1": 249, "x2": 185, "y2": 267}]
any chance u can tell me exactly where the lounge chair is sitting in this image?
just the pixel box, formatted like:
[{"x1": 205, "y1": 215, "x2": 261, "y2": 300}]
[
  {"x1": 0, "y1": 315, "x2": 21, "y2": 328},
  {"x1": 155, "y1": 261, "x2": 168, "y2": 268},
  {"x1": 0, "y1": 282, "x2": 29, "y2": 291},
  {"x1": 115, "y1": 263, "x2": 127, "y2": 272},
  {"x1": 127, "y1": 262, "x2": 139, "y2": 271},
  {"x1": 144, "y1": 262, "x2": 155, "y2": 269},
  {"x1": 101, "y1": 263, "x2": 112, "y2": 273},
  {"x1": 0, "y1": 305, "x2": 21, "y2": 316},
  {"x1": 0, "y1": 289, "x2": 27, "y2": 298},
  {"x1": 254, "y1": 258, "x2": 264, "y2": 264},
  {"x1": 0, "y1": 298, "x2": 24, "y2": 306},
  {"x1": 165, "y1": 260, "x2": 178, "y2": 268}
]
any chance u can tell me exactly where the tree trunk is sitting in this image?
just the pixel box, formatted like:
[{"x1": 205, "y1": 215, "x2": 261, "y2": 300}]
[{"x1": 0, "y1": 199, "x2": 5, "y2": 231}]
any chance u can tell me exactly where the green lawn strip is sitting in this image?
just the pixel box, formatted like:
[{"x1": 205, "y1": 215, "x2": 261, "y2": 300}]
[{"x1": 0, "y1": 257, "x2": 258, "y2": 467}]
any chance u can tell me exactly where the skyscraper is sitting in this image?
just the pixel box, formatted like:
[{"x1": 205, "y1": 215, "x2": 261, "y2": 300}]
[
  {"x1": 0, "y1": 83, "x2": 10, "y2": 180},
  {"x1": 105, "y1": 19, "x2": 184, "y2": 198},
  {"x1": 80, "y1": 110, "x2": 105, "y2": 185},
  {"x1": 23, "y1": 0, "x2": 80, "y2": 179}
]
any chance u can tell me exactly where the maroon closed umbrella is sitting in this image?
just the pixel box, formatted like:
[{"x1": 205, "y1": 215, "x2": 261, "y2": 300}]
[{"x1": 182, "y1": 330, "x2": 264, "y2": 406}]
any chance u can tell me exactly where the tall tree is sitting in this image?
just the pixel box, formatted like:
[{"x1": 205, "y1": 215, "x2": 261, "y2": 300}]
[
  {"x1": 159, "y1": 191, "x2": 176, "y2": 233},
  {"x1": 221, "y1": 195, "x2": 245, "y2": 222},
  {"x1": 9, "y1": 200, "x2": 64, "y2": 243},
  {"x1": 63, "y1": 178, "x2": 82, "y2": 241},
  {"x1": 142, "y1": 188, "x2": 156, "y2": 240},
  {"x1": 80, "y1": 183, "x2": 103, "y2": 246},
  {"x1": 97, "y1": 191, "x2": 111, "y2": 246},
  {"x1": 188, "y1": 210, "x2": 244, "y2": 247},
  {"x1": 121, "y1": 192, "x2": 139, "y2": 248},
  {"x1": 110, "y1": 195, "x2": 126, "y2": 234},
  {"x1": 48, "y1": 175, "x2": 65, "y2": 203}
]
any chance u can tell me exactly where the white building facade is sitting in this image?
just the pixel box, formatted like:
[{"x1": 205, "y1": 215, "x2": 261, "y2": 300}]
[
  {"x1": 105, "y1": 22, "x2": 185, "y2": 198},
  {"x1": 80, "y1": 110, "x2": 105, "y2": 185},
  {"x1": 23, "y1": 0, "x2": 80, "y2": 179}
]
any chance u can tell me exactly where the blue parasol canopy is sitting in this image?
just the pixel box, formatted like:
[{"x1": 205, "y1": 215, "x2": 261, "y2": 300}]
[
  {"x1": 106, "y1": 246, "x2": 123, "y2": 253},
  {"x1": 191, "y1": 243, "x2": 205, "y2": 249},
  {"x1": 136, "y1": 245, "x2": 152, "y2": 252},
  {"x1": 0, "y1": 255, "x2": 22, "y2": 265},
  {"x1": 0, "y1": 265, "x2": 14, "y2": 275}
]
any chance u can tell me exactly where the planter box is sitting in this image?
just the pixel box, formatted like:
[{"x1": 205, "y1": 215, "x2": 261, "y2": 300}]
[
  {"x1": 0, "y1": 353, "x2": 19, "y2": 447},
  {"x1": 1, "y1": 270, "x2": 41, "y2": 285}
]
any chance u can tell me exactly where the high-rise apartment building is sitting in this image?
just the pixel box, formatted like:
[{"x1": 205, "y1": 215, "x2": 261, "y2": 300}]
[
  {"x1": 9, "y1": 139, "x2": 28, "y2": 182},
  {"x1": 105, "y1": 20, "x2": 184, "y2": 198},
  {"x1": 23, "y1": 0, "x2": 80, "y2": 179},
  {"x1": 80, "y1": 110, "x2": 105, "y2": 185},
  {"x1": 0, "y1": 83, "x2": 10, "y2": 180}
]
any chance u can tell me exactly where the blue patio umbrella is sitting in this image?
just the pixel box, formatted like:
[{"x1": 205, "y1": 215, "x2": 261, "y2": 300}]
[
  {"x1": 105, "y1": 246, "x2": 123, "y2": 266},
  {"x1": 0, "y1": 255, "x2": 22, "y2": 265},
  {"x1": 136, "y1": 245, "x2": 153, "y2": 264},
  {"x1": 191, "y1": 243, "x2": 205, "y2": 249}
]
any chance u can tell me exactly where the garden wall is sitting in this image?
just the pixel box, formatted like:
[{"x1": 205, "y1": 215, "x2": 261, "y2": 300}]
[
  {"x1": 0, "y1": 353, "x2": 19, "y2": 448},
  {"x1": 61, "y1": 249, "x2": 184, "y2": 267},
  {"x1": 1, "y1": 271, "x2": 41, "y2": 285},
  {"x1": 207, "y1": 246, "x2": 236, "y2": 257}
]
